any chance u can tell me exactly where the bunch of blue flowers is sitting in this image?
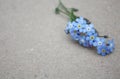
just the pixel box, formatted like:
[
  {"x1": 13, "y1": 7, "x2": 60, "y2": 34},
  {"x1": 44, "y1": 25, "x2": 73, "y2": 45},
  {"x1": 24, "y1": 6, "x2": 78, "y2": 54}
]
[
  {"x1": 65, "y1": 17, "x2": 114, "y2": 56},
  {"x1": 55, "y1": 0, "x2": 115, "y2": 56}
]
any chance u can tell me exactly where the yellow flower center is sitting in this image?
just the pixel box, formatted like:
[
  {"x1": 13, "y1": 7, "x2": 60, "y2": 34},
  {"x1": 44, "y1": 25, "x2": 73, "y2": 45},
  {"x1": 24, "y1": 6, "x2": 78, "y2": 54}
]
[
  {"x1": 90, "y1": 36, "x2": 94, "y2": 40},
  {"x1": 74, "y1": 30, "x2": 77, "y2": 34},
  {"x1": 98, "y1": 42, "x2": 102, "y2": 45},
  {"x1": 77, "y1": 25, "x2": 81, "y2": 28},
  {"x1": 102, "y1": 49, "x2": 106, "y2": 53},
  {"x1": 87, "y1": 27, "x2": 90, "y2": 31}
]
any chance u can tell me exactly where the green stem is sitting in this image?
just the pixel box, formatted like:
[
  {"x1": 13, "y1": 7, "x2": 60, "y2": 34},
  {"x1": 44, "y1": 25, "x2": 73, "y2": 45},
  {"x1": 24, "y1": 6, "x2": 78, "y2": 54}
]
[
  {"x1": 59, "y1": 9, "x2": 71, "y2": 17},
  {"x1": 59, "y1": 0, "x2": 70, "y2": 14},
  {"x1": 55, "y1": 0, "x2": 77, "y2": 22},
  {"x1": 99, "y1": 35, "x2": 108, "y2": 38}
]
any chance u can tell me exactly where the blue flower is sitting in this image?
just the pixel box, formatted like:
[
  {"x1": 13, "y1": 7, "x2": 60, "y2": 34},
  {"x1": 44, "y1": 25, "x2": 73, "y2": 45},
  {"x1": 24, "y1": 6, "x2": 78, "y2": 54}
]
[
  {"x1": 76, "y1": 17, "x2": 87, "y2": 25},
  {"x1": 69, "y1": 26, "x2": 80, "y2": 41},
  {"x1": 93, "y1": 37, "x2": 105, "y2": 47},
  {"x1": 78, "y1": 24, "x2": 87, "y2": 33},
  {"x1": 96, "y1": 40, "x2": 114, "y2": 56},
  {"x1": 72, "y1": 21, "x2": 78, "y2": 27},
  {"x1": 85, "y1": 24, "x2": 95, "y2": 33},
  {"x1": 75, "y1": 17, "x2": 88, "y2": 33},
  {"x1": 65, "y1": 21, "x2": 73, "y2": 34},
  {"x1": 79, "y1": 36, "x2": 89, "y2": 47},
  {"x1": 68, "y1": 19, "x2": 87, "y2": 41},
  {"x1": 86, "y1": 32, "x2": 98, "y2": 46},
  {"x1": 97, "y1": 44, "x2": 109, "y2": 56},
  {"x1": 106, "y1": 39, "x2": 115, "y2": 52},
  {"x1": 75, "y1": 20, "x2": 86, "y2": 29}
]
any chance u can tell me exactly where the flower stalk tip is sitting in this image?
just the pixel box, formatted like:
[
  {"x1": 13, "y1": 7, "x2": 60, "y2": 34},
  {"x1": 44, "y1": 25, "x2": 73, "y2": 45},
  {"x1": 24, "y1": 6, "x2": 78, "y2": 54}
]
[{"x1": 55, "y1": 0, "x2": 77, "y2": 22}]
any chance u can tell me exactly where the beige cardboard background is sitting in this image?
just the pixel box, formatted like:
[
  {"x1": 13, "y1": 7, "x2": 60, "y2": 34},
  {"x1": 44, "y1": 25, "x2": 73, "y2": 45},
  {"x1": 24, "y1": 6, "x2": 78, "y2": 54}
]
[{"x1": 0, "y1": 0, "x2": 120, "y2": 79}]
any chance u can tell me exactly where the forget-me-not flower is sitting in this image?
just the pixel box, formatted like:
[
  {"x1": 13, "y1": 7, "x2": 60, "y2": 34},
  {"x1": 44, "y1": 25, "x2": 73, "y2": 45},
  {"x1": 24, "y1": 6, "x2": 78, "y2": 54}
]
[
  {"x1": 93, "y1": 37, "x2": 105, "y2": 47},
  {"x1": 97, "y1": 44, "x2": 109, "y2": 56},
  {"x1": 86, "y1": 32, "x2": 98, "y2": 46},
  {"x1": 106, "y1": 39, "x2": 115, "y2": 52}
]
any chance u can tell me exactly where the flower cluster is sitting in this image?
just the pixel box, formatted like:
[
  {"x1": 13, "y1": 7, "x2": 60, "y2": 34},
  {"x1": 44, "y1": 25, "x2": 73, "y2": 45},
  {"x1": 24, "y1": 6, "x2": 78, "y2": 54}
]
[{"x1": 65, "y1": 17, "x2": 115, "y2": 56}]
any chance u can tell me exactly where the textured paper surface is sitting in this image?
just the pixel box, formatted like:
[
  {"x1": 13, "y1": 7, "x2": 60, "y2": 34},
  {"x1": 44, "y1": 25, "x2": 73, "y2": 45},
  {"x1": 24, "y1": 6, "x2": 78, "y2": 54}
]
[{"x1": 0, "y1": 0, "x2": 120, "y2": 79}]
